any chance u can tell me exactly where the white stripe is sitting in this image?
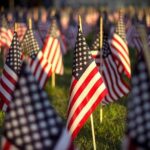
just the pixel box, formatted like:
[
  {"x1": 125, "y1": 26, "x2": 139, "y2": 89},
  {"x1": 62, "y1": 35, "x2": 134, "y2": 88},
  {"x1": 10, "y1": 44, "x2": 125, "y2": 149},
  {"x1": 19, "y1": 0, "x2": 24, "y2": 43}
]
[
  {"x1": 68, "y1": 62, "x2": 97, "y2": 108},
  {"x1": 114, "y1": 33, "x2": 128, "y2": 53},
  {"x1": 111, "y1": 38, "x2": 130, "y2": 64},
  {"x1": 2, "y1": 104, "x2": 8, "y2": 112},
  {"x1": 103, "y1": 62, "x2": 118, "y2": 100},
  {"x1": 1, "y1": 74, "x2": 15, "y2": 91},
  {"x1": 35, "y1": 52, "x2": 46, "y2": 80},
  {"x1": 106, "y1": 57, "x2": 124, "y2": 97},
  {"x1": 30, "y1": 54, "x2": 40, "y2": 74},
  {"x1": 44, "y1": 37, "x2": 53, "y2": 57},
  {"x1": 68, "y1": 82, "x2": 106, "y2": 135},
  {"x1": 91, "y1": 51, "x2": 100, "y2": 56},
  {"x1": 39, "y1": 62, "x2": 52, "y2": 88},
  {"x1": 0, "y1": 84, "x2": 11, "y2": 101},
  {"x1": 109, "y1": 56, "x2": 129, "y2": 94},
  {"x1": 4, "y1": 64, "x2": 18, "y2": 81},
  {"x1": 46, "y1": 39, "x2": 58, "y2": 63},
  {"x1": 111, "y1": 47, "x2": 131, "y2": 75},
  {"x1": 67, "y1": 72, "x2": 102, "y2": 124},
  {"x1": 54, "y1": 129, "x2": 71, "y2": 150}
]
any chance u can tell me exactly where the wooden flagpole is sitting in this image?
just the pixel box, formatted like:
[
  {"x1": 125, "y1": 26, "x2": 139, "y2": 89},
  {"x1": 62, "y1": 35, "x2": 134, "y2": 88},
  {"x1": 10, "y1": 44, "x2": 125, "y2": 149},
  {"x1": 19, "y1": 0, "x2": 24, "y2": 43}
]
[
  {"x1": 79, "y1": 15, "x2": 97, "y2": 150},
  {"x1": 100, "y1": 16, "x2": 103, "y2": 124},
  {"x1": 14, "y1": 22, "x2": 18, "y2": 32},
  {"x1": 52, "y1": 70, "x2": 55, "y2": 87},
  {"x1": 28, "y1": 18, "x2": 32, "y2": 29}
]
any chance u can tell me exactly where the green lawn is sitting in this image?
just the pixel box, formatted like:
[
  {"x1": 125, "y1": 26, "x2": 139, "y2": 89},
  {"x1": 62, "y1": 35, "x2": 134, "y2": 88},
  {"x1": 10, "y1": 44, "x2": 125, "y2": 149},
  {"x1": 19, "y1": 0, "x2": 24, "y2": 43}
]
[{"x1": 0, "y1": 44, "x2": 136, "y2": 150}]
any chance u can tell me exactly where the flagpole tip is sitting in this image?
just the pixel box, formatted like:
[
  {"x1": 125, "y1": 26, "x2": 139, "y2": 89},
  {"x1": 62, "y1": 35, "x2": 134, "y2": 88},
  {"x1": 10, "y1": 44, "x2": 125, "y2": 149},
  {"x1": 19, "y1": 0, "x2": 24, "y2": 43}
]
[
  {"x1": 28, "y1": 18, "x2": 32, "y2": 29},
  {"x1": 14, "y1": 23, "x2": 18, "y2": 32}
]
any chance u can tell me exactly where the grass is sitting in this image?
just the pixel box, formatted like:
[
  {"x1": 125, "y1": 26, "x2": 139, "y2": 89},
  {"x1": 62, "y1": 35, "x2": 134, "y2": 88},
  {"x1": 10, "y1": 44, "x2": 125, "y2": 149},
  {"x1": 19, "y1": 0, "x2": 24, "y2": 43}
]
[{"x1": 0, "y1": 41, "x2": 136, "y2": 149}]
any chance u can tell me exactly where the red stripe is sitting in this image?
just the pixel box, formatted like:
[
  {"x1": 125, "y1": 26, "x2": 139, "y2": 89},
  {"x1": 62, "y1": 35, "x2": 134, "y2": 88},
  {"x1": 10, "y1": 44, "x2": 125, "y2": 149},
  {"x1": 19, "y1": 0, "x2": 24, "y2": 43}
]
[
  {"x1": 108, "y1": 57, "x2": 129, "y2": 95},
  {"x1": 3, "y1": 69, "x2": 17, "y2": 84},
  {"x1": 111, "y1": 42, "x2": 130, "y2": 67},
  {"x1": 33, "y1": 55, "x2": 43, "y2": 76},
  {"x1": 47, "y1": 38, "x2": 56, "y2": 60},
  {"x1": 112, "y1": 54, "x2": 131, "y2": 78},
  {"x1": 0, "y1": 78, "x2": 13, "y2": 94},
  {"x1": 104, "y1": 60, "x2": 119, "y2": 98},
  {"x1": 3, "y1": 140, "x2": 12, "y2": 150},
  {"x1": 0, "y1": 92, "x2": 10, "y2": 106},
  {"x1": 68, "y1": 77, "x2": 104, "y2": 130},
  {"x1": 38, "y1": 58, "x2": 51, "y2": 88},
  {"x1": 70, "y1": 88, "x2": 108, "y2": 140},
  {"x1": 42, "y1": 36, "x2": 49, "y2": 53},
  {"x1": 54, "y1": 53, "x2": 62, "y2": 74},
  {"x1": 67, "y1": 67, "x2": 98, "y2": 117},
  {"x1": 70, "y1": 79, "x2": 77, "y2": 96},
  {"x1": 113, "y1": 35, "x2": 128, "y2": 55},
  {"x1": 51, "y1": 42, "x2": 59, "y2": 65}
]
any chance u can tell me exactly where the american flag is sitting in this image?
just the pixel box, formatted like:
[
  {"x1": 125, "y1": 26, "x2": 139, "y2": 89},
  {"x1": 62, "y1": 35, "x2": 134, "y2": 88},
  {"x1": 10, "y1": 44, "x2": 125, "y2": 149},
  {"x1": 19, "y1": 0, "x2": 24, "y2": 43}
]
[
  {"x1": 67, "y1": 26, "x2": 108, "y2": 140},
  {"x1": 21, "y1": 29, "x2": 52, "y2": 88},
  {"x1": 16, "y1": 23, "x2": 27, "y2": 42},
  {"x1": 1, "y1": 62, "x2": 75, "y2": 150},
  {"x1": 100, "y1": 34, "x2": 130, "y2": 105},
  {"x1": 126, "y1": 25, "x2": 143, "y2": 53},
  {"x1": 110, "y1": 14, "x2": 131, "y2": 78},
  {"x1": 49, "y1": 19, "x2": 67, "y2": 55},
  {"x1": 38, "y1": 21, "x2": 50, "y2": 41},
  {"x1": 123, "y1": 55, "x2": 150, "y2": 150},
  {"x1": 90, "y1": 34, "x2": 101, "y2": 66},
  {"x1": 0, "y1": 16, "x2": 13, "y2": 48},
  {"x1": 42, "y1": 20, "x2": 64, "y2": 75},
  {"x1": 0, "y1": 32, "x2": 22, "y2": 112}
]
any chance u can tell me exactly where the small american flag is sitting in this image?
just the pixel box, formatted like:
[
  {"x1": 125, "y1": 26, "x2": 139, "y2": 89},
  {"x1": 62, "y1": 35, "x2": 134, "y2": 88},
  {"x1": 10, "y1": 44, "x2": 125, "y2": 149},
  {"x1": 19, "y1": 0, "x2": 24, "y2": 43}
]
[
  {"x1": 21, "y1": 29, "x2": 52, "y2": 88},
  {"x1": 126, "y1": 25, "x2": 143, "y2": 53},
  {"x1": 90, "y1": 34, "x2": 101, "y2": 66},
  {"x1": 42, "y1": 20, "x2": 64, "y2": 75},
  {"x1": 67, "y1": 26, "x2": 108, "y2": 140},
  {"x1": 123, "y1": 55, "x2": 150, "y2": 150},
  {"x1": 0, "y1": 16, "x2": 13, "y2": 48},
  {"x1": 100, "y1": 34, "x2": 129, "y2": 105},
  {"x1": 1, "y1": 62, "x2": 75, "y2": 150},
  {"x1": 49, "y1": 19, "x2": 67, "y2": 55},
  {"x1": 16, "y1": 23, "x2": 27, "y2": 42},
  {"x1": 0, "y1": 32, "x2": 22, "y2": 112},
  {"x1": 110, "y1": 14, "x2": 131, "y2": 78}
]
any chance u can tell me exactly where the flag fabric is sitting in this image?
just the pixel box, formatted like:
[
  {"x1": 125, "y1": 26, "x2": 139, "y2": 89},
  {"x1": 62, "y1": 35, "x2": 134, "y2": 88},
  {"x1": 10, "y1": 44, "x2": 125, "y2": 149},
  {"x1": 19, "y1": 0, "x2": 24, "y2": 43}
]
[
  {"x1": 110, "y1": 14, "x2": 131, "y2": 78},
  {"x1": 126, "y1": 25, "x2": 143, "y2": 53},
  {"x1": 42, "y1": 20, "x2": 64, "y2": 75},
  {"x1": 90, "y1": 34, "x2": 101, "y2": 66},
  {"x1": 16, "y1": 23, "x2": 27, "y2": 42},
  {"x1": 49, "y1": 19, "x2": 67, "y2": 55},
  {"x1": 67, "y1": 26, "x2": 108, "y2": 140},
  {"x1": 1, "y1": 62, "x2": 75, "y2": 150},
  {"x1": 0, "y1": 16, "x2": 13, "y2": 48},
  {"x1": 0, "y1": 32, "x2": 22, "y2": 112},
  {"x1": 100, "y1": 34, "x2": 130, "y2": 105},
  {"x1": 21, "y1": 29, "x2": 52, "y2": 88},
  {"x1": 123, "y1": 55, "x2": 150, "y2": 150}
]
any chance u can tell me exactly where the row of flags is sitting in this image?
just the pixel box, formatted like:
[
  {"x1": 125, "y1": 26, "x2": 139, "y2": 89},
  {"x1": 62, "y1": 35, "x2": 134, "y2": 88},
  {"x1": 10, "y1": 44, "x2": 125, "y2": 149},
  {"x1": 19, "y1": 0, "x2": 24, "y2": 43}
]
[{"x1": 0, "y1": 9, "x2": 150, "y2": 149}]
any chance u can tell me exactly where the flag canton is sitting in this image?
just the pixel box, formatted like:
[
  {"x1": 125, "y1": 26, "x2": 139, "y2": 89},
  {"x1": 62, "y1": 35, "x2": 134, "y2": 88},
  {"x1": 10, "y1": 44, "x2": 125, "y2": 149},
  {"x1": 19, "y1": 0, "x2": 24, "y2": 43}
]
[
  {"x1": 127, "y1": 56, "x2": 150, "y2": 149},
  {"x1": 102, "y1": 35, "x2": 111, "y2": 58},
  {"x1": 4, "y1": 62, "x2": 64, "y2": 149},
  {"x1": 6, "y1": 32, "x2": 22, "y2": 75},
  {"x1": 72, "y1": 27, "x2": 92, "y2": 79},
  {"x1": 115, "y1": 15, "x2": 126, "y2": 42},
  {"x1": 91, "y1": 34, "x2": 100, "y2": 51},
  {"x1": 21, "y1": 29, "x2": 40, "y2": 59}
]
